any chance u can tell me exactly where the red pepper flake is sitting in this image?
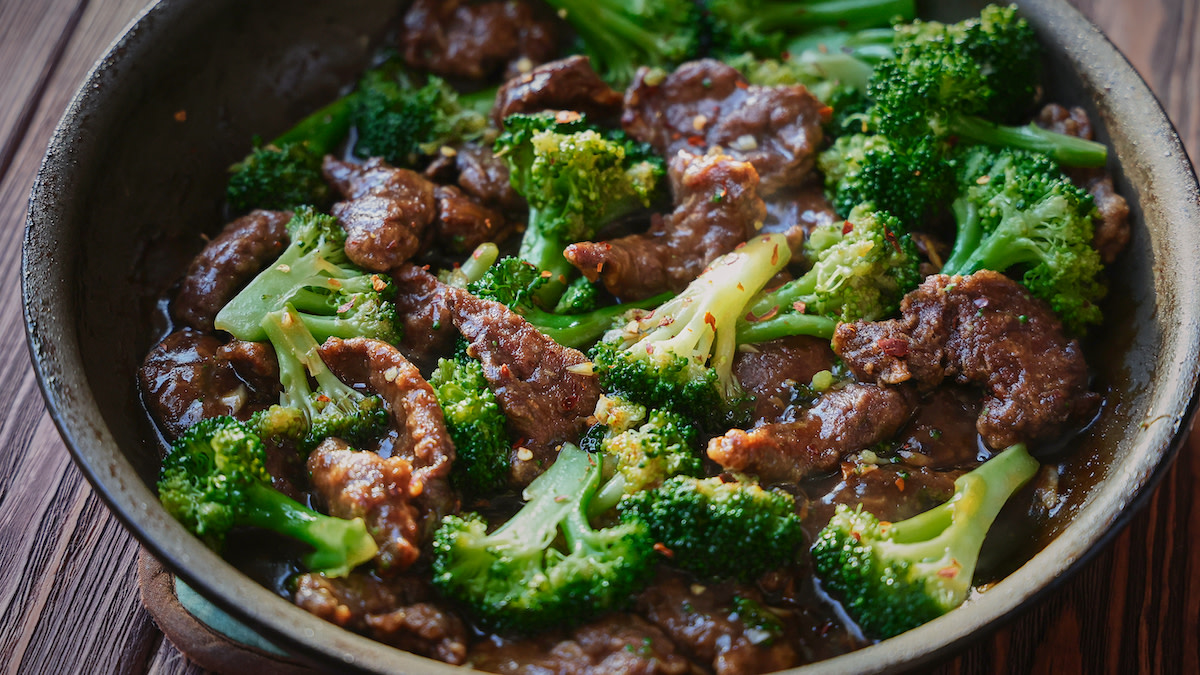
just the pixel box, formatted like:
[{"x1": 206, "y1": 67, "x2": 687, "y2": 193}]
[
  {"x1": 561, "y1": 393, "x2": 579, "y2": 411},
  {"x1": 884, "y1": 226, "x2": 901, "y2": 252},
  {"x1": 818, "y1": 105, "x2": 834, "y2": 123},
  {"x1": 500, "y1": 364, "x2": 512, "y2": 377},
  {"x1": 781, "y1": 50, "x2": 792, "y2": 61},
  {"x1": 937, "y1": 561, "x2": 961, "y2": 579},
  {"x1": 737, "y1": 283, "x2": 744, "y2": 292},
  {"x1": 878, "y1": 338, "x2": 909, "y2": 357},
  {"x1": 540, "y1": 270, "x2": 552, "y2": 278},
  {"x1": 849, "y1": 530, "x2": 862, "y2": 543},
  {"x1": 555, "y1": 110, "x2": 582, "y2": 124},
  {"x1": 791, "y1": 301, "x2": 806, "y2": 314},
  {"x1": 316, "y1": 394, "x2": 331, "y2": 404},
  {"x1": 895, "y1": 477, "x2": 906, "y2": 491},
  {"x1": 653, "y1": 542, "x2": 675, "y2": 558},
  {"x1": 704, "y1": 312, "x2": 717, "y2": 331},
  {"x1": 336, "y1": 299, "x2": 355, "y2": 314},
  {"x1": 371, "y1": 274, "x2": 387, "y2": 292},
  {"x1": 687, "y1": 134, "x2": 706, "y2": 147},
  {"x1": 770, "y1": 244, "x2": 780, "y2": 266},
  {"x1": 173, "y1": 110, "x2": 187, "y2": 122},
  {"x1": 735, "y1": 80, "x2": 749, "y2": 89},
  {"x1": 745, "y1": 306, "x2": 779, "y2": 323},
  {"x1": 671, "y1": 131, "x2": 683, "y2": 141},
  {"x1": 842, "y1": 221, "x2": 854, "y2": 235}
]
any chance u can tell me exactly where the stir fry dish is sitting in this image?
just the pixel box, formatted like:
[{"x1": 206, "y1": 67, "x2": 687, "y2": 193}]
[{"x1": 138, "y1": 2, "x2": 1131, "y2": 672}]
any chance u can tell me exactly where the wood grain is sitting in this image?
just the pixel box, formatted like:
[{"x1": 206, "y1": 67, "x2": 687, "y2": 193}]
[{"x1": 0, "y1": 1, "x2": 1194, "y2": 674}]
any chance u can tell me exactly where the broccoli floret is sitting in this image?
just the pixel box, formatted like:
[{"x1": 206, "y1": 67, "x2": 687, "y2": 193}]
[
  {"x1": 258, "y1": 305, "x2": 389, "y2": 451},
  {"x1": 618, "y1": 475, "x2": 804, "y2": 582},
  {"x1": 214, "y1": 207, "x2": 400, "y2": 344},
  {"x1": 352, "y1": 65, "x2": 494, "y2": 167},
  {"x1": 591, "y1": 234, "x2": 792, "y2": 428},
  {"x1": 554, "y1": 276, "x2": 601, "y2": 315},
  {"x1": 226, "y1": 95, "x2": 356, "y2": 213},
  {"x1": 940, "y1": 146, "x2": 1106, "y2": 333},
  {"x1": 429, "y1": 353, "x2": 510, "y2": 496},
  {"x1": 431, "y1": 444, "x2": 654, "y2": 633},
  {"x1": 495, "y1": 112, "x2": 666, "y2": 306},
  {"x1": 705, "y1": 0, "x2": 915, "y2": 59},
  {"x1": 811, "y1": 443, "x2": 1040, "y2": 639},
  {"x1": 469, "y1": 256, "x2": 672, "y2": 348},
  {"x1": 588, "y1": 396, "x2": 703, "y2": 515},
  {"x1": 737, "y1": 206, "x2": 920, "y2": 344},
  {"x1": 439, "y1": 242, "x2": 501, "y2": 289},
  {"x1": 540, "y1": 0, "x2": 702, "y2": 86},
  {"x1": 158, "y1": 416, "x2": 378, "y2": 577},
  {"x1": 870, "y1": 4, "x2": 1107, "y2": 167},
  {"x1": 817, "y1": 133, "x2": 956, "y2": 225}
]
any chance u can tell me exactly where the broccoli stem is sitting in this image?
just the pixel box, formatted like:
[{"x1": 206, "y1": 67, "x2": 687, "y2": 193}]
[
  {"x1": 237, "y1": 481, "x2": 377, "y2": 577},
  {"x1": 949, "y1": 115, "x2": 1108, "y2": 168},
  {"x1": 261, "y1": 306, "x2": 359, "y2": 415},
  {"x1": 940, "y1": 198, "x2": 984, "y2": 275},
  {"x1": 272, "y1": 93, "x2": 359, "y2": 156},
  {"x1": 749, "y1": 0, "x2": 916, "y2": 33},
  {"x1": 524, "y1": 291, "x2": 673, "y2": 348},
  {"x1": 546, "y1": 0, "x2": 662, "y2": 62},
  {"x1": 736, "y1": 312, "x2": 838, "y2": 343},
  {"x1": 519, "y1": 206, "x2": 576, "y2": 306}
]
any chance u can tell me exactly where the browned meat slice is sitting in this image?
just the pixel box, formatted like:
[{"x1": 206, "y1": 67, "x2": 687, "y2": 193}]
[
  {"x1": 391, "y1": 263, "x2": 458, "y2": 374},
  {"x1": 805, "y1": 464, "x2": 961, "y2": 533},
  {"x1": 491, "y1": 55, "x2": 623, "y2": 127},
  {"x1": 139, "y1": 330, "x2": 259, "y2": 439},
  {"x1": 453, "y1": 143, "x2": 525, "y2": 214},
  {"x1": 449, "y1": 290, "x2": 601, "y2": 485},
  {"x1": 564, "y1": 150, "x2": 767, "y2": 299},
  {"x1": 1036, "y1": 103, "x2": 1130, "y2": 263},
  {"x1": 317, "y1": 337, "x2": 457, "y2": 534},
  {"x1": 213, "y1": 339, "x2": 280, "y2": 401},
  {"x1": 433, "y1": 185, "x2": 511, "y2": 254},
  {"x1": 308, "y1": 438, "x2": 421, "y2": 574},
  {"x1": 293, "y1": 572, "x2": 468, "y2": 664},
  {"x1": 401, "y1": 0, "x2": 561, "y2": 81},
  {"x1": 623, "y1": 59, "x2": 826, "y2": 195},
  {"x1": 324, "y1": 156, "x2": 438, "y2": 272},
  {"x1": 172, "y1": 210, "x2": 291, "y2": 330},
  {"x1": 707, "y1": 383, "x2": 917, "y2": 483},
  {"x1": 470, "y1": 614, "x2": 693, "y2": 675},
  {"x1": 636, "y1": 572, "x2": 800, "y2": 675},
  {"x1": 732, "y1": 335, "x2": 836, "y2": 425},
  {"x1": 832, "y1": 271, "x2": 1099, "y2": 449}
]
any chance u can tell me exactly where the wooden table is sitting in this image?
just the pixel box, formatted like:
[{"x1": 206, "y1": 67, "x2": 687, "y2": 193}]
[{"x1": 0, "y1": 1, "x2": 1196, "y2": 673}]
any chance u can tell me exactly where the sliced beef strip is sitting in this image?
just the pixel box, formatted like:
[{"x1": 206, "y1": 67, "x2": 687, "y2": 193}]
[
  {"x1": 707, "y1": 383, "x2": 918, "y2": 484},
  {"x1": 292, "y1": 571, "x2": 468, "y2": 664},
  {"x1": 401, "y1": 0, "x2": 561, "y2": 82},
  {"x1": 623, "y1": 59, "x2": 826, "y2": 195},
  {"x1": 449, "y1": 289, "x2": 602, "y2": 486},
  {"x1": 832, "y1": 271, "x2": 1099, "y2": 450},
  {"x1": 317, "y1": 337, "x2": 457, "y2": 533},
  {"x1": 213, "y1": 339, "x2": 280, "y2": 401},
  {"x1": 139, "y1": 330, "x2": 257, "y2": 439},
  {"x1": 636, "y1": 572, "x2": 801, "y2": 675},
  {"x1": 324, "y1": 156, "x2": 438, "y2": 272},
  {"x1": 172, "y1": 209, "x2": 291, "y2": 331},
  {"x1": 433, "y1": 184, "x2": 511, "y2": 255},
  {"x1": 732, "y1": 335, "x2": 836, "y2": 425},
  {"x1": 452, "y1": 143, "x2": 526, "y2": 214},
  {"x1": 490, "y1": 55, "x2": 623, "y2": 127},
  {"x1": 564, "y1": 149, "x2": 767, "y2": 300},
  {"x1": 308, "y1": 437, "x2": 422, "y2": 574},
  {"x1": 390, "y1": 263, "x2": 459, "y2": 374},
  {"x1": 470, "y1": 613, "x2": 693, "y2": 675},
  {"x1": 1035, "y1": 103, "x2": 1130, "y2": 263},
  {"x1": 761, "y1": 181, "x2": 838, "y2": 259}
]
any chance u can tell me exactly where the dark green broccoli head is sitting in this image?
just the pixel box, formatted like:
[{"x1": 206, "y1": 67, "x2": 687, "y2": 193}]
[
  {"x1": 432, "y1": 444, "x2": 654, "y2": 633},
  {"x1": 618, "y1": 475, "x2": 804, "y2": 582},
  {"x1": 157, "y1": 416, "x2": 378, "y2": 576},
  {"x1": 430, "y1": 354, "x2": 511, "y2": 495},
  {"x1": 819, "y1": 133, "x2": 957, "y2": 226},
  {"x1": 226, "y1": 141, "x2": 329, "y2": 213}
]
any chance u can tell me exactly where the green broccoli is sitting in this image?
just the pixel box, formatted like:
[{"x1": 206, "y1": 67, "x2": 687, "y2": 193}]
[
  {"x1": 431, "y1": 443, "x2": 654, "y2": 633},
  {"x1": 869, "y1": 4, "x2": 1107, "y2": 167},
  {"x1": 495, "y1": 112, "x2": 666, "y2": 306},
  {"x1": 817, "y1": 133, "x2": 956, "y2": 225},
  {"x1": 591, "y1": 233, "x2": 792, "y2": 428},
  {"x1": 736, "y1": 206, "x2": 920, "y2": 344},
  {"x1": 158, "y1": 416, "x2": 378, "y2": 577},
  {"x1": 258, "y1": 305, "x2": 389, "y2": 451},
  {"x1": 215, "y1": 207, "x2": 400, "y2": 344},
  {"x1": 811, "y1": 443, "x2": 1040, "y2": 639},
  {"x1": 939, "y1": 146, "x2": 1106, "y2": 333},
  {"x1": 226, "y1": 94, "x2": 355, "y2": 213},
  {"x1": 352, "y1": 65, "x2": 494, "y2": 167},
  {"x1": 587, "y1": 396, "x2": 704, "y2": 515},
  {"x1": 469, "y1": 256, "x2": 672, "y2": 348},
  {"x1": 539, "y1": 0, "x2": 702, "y2": 86},
  {"x1": 429, "y1": 353, "x2": 510, "y2": 496},
  {"x1": 554, "y1": 276, "x2": 601, "y2": 315},
  {"x1": 618, "y1": 475, "x2": 804, "y2": 582},
  {"x1": 439, "y1": 242, "x2": 501, "y2": 289},
  {"x1": 704, "y1": 0, "x2": 916, "y2": 59}
]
